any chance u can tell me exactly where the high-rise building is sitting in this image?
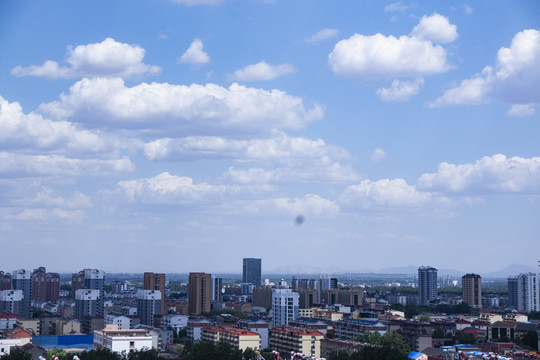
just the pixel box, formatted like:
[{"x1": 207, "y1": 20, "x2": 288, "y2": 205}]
[
  {"x1": 462, "y1": 274, "x2": 482, "y2": 308},
  {"x1": 188, "y1": 272, "x2": 212, "y2": 315},
  {"x1": 418, "y1": 266, "x2": 438, "y2": 306},
  {"x1": 0, "y1": 272, "x2": 11, "y2": 291},
  {"x1": 143, "y1": 272, "x2": 166, "y2": 315},
  {"x1": 72, "y1": 271, "x2": 85, "y2": 300},
  {"x1": 137, "y1": 289, "x2": 162, "y2": 326},
  {"x1": 508, "y1": 277, "x2": 518, "y2": 307},
  {"x1": 12, "y1": 269, "x2": 32, "y2": 318},
  {"x1": 32, "y1": 267, "x2": 60, "y2": 303},
  {"x1": 84, "y1": 269, "x2": 105, "y2": 316},
  {"x1": 271, "y1": 288, "x2": 299, "y2": 327},
  {"x1": 516, "y1": 273, "x2": 539, "y2": 312},
  {"x1": 243, "y1": 258, "x2": 262, "y2": 286},
  {"x1": 212, "y1": 276, "x2": 223, "y2": 302},
  {"x1": 0, "y1": 290, "x2": 23, "y2": 315},
  {"x1": 75, "y1": 289, "x2": 101, "y2": 320}
]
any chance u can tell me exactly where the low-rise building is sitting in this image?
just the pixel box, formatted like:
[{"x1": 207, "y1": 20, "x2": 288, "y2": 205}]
[
  {"x1": 333, "y1": 319, "x2": 387, "y2": 340},
  {"x1": 238, "y1": 319, "x2": 270, "y2": 349},
  {"x1": 202, "y1": 326, "x2": 261, "y2": 351},
  {"x1": 94, "y1": 324, "x2": 153, "y2": 353},
  {"x1": 270, "y1": 326, "x2": 325, "y2": 358},
  {"x1": 15, "y1": 319, "x2": 40, "y2": 335},
  {"x1": 187, "y1": 318, "x2": 214, "y2": 341},
  {"x1": 320, "y1": 338, "x2": 365, "y2": 359}
]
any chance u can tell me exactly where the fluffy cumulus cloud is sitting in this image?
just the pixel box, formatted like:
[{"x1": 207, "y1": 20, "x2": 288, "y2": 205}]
[
  {"x1": 229, "y1": 61, "x2": 296, "y2": 81},
  {"x1": 410, "y1": 13, "x2": 458, "y2": 43},
  {"x1": 432, "y1": 29, "x2": 540, "y2": 109},
  {"x1": 248, "y1": 194, "x2": 339, "y2": 216},
  {"x1": 38, "y1": 78, "x2": 324, "y2": 135},
  {"x1": 0, "y1": 96, "x2": 115, "y2": 156},
  {"x1": 417, "y1": 154, "x2": 540, "y2": 194},
  {"x1": 178, "y1": 39, "x2": 210, "y2": 65},
  {"x1": 341, "y1": 178, "x2": 438, "y2": 208},
  {"x1": 328, "y1": 14, "x2": 456, "y2": 82},
  {"x1": 306, "y1": 28, "x2": 339, "y2": 43},
  {"x1": 11, "y1": 38, "x2": 160, "y2": 79},
  {"x1": 376, "y1": 78, "x2": 424, "y2": 101},
  {"x1": 507, "y1": 104, "x2": 536, "y2": 117},
  {"x1": 143, "y1": 133, "x2": 349, "y2": 164},
  {"x1": 117, "y1": 172, "x2": 227, "y2": 204}
]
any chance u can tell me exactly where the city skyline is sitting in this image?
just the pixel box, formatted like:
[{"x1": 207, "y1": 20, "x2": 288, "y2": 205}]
[{"x1": 0, "y1": 1, "x2": 539, "y2": 273}]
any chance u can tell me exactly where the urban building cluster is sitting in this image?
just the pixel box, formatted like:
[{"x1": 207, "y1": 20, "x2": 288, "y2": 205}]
[{"x1": 0, "y1": 261, "x2": 539, "y2": 360}]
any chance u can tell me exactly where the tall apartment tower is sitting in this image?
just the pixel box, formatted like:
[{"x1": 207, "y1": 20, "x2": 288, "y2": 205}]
[
  {"x1": 462, "y1": 273, "x2": 482, "y2": 308},
  {"x1": 0, "y1": 272, "x2": 11, "y2": 291},
  {"x1": 72, "y1": 271, "x2": 85, "y2": 300},
  {"x1": 84, "y1": 269, "x2": 105, "y2": 316},
  {"x1": 271, "y1": 288, "x2": 299, "y2": 327},
  {"x1": 143, "y1": 272, "x2": 166, "y2": 315},
  {"x1": 137, "y1": 290, "x2": 162, "y2": 326},
  {"x1": 32, "y1": 267, "x2": 60, "y2": 303},
  {"x1": 243, "y1": 258, "x2": 262, "y2": 286},
  {"x1": 188, "y1": 272, "x2": 212, "y2": 315},
  {"x1": 508, "y1": 277, "x2": 519, "y2": 307},
  {"x1": 12, "y1": 269, "x2": 32, "y2": 318},
  {"x1": 211, "y1": 276, "x2": 223, "y2": 302},
  {"x1": 0, "y1": 290, "x2": 23, "y2": 315},
  {"x1": 418, "y1": 266, "x2": 438, "y2": 306},
  {"x1": 75, "y1": 289, "x2": 101, "y2": 320},
  {"x1": 516, "y1": 273, "x2": 539, "y2": 312}
]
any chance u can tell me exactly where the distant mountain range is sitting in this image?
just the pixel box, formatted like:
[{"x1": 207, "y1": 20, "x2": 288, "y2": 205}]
[{"x1": 266, "y1": 264, "x2": 539, "y2": 278}]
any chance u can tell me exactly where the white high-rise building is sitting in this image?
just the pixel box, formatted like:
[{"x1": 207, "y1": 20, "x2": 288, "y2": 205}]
[
  {"x1": 137, "y1": 290, "x2": 162, "y2": 326},
  {"x1": 517, "y1": 273, "x2": 539, "y2": 312},
  {"x1": 271, "y1": 288, "x2": 299, "y2": 327},
  {"x1": 12, "y1": 269, "x2": 31, "y2": 318},
  {"x1": 0, "y1": 290, "x2": 23, "y2": 315},
  {"x1": 211, "y1": 277, "x2": 222, "y2": 302},
  {"x1": 75, "y1": 289, "x2": 101, "y2": 320}
]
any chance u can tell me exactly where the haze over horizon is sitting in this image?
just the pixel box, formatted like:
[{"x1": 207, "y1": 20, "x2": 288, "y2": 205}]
[{"x1": 1, "y1": 1, "x2": 539, "y2": 273}]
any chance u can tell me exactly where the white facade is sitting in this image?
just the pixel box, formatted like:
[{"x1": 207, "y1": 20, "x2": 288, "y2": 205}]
[
  {"x1": 0, "y1": 339, "x2": 23, "y2": 356},
  {"x1": 137, "y1": 290, "x2": 161, "y2": 326},
  {"x1": 161, "y1": 314, "x2": 188, "y2": 330},
  {"x1": 517, "y1": 273, "x2": 539, "y2": 312},
  {"x1": 0, "y1": 290, "x2": 23, "y2": 315},
  {"x1": 105, "y1": 314, "x2": 131, "y2": 330},
  {"x1": 94, "y1": 325, "x2": 153, "y2": 353},
  {"x1": 271, "y1": 288, "x2": 299, "y2": 327}
]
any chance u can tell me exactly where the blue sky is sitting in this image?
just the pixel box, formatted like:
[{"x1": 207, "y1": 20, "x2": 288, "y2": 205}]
[{"x1": 1, "y1": 0, "x2": 539, "y2": 274}]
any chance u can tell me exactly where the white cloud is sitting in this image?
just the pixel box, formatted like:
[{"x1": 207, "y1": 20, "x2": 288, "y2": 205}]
[
  {"x1": 15, "y1": 188, "x2": 92, "y2": 209},
  {"x1": 507, "y1": 104, "x2": 536, "y2": 117},
  {"x1": 0, "y1": 95, "x2": 118, "y2": 156},
  {"x1": 462, "y1": 5, "x2": 473, "y2": 14},
  {"x1": 0, "y1": 152, "x2": 134, "y2": 177},
  {"x1": 4, "y1": 208, "x2": 85, "y2": 222},
  {"x1": 229, "y1": 61, "x2": 296, "y2": 81},
  {"x1": 384, "y1": 1, "x2": 413, "y2": 12},
  {"x1": 432, "y1": 29, "x2": 540, "y2": 107},
  {"x1": 11, "y1": 38, "x2": 160, "y2": 79},
  {"x1": 170, "y1": 0, "x2": 222, "y2": 5},
  {"x1": 370, "y1": 148, "x2": 387, "y2": 163},
  {"x1": 328, "y1": 33, "x2": 451, "y2": 81},
  {"x1": 306, "y1": 28, "x2": 339, "y2": 43},
  {"x1": 143, "y1": 134, "x2": 348, "y2": 164},
  {"x1": 38, "y1": 78, "x2": 324, "y2": 136},
  {"x1": 341, "y1": 178, "x2": 438, "y2": 208},
  {"x1": 248, "y1": 194, "x2": 339, "y2": 216},
  {"x1": 178, "y1": 39, "x2": 210, "y2": 65},
  {"x1": 117, "y1": 172, "x2": 227, "y2": 204},
  {"x1": 376, "y1": 78, "x2": 424, "y2": 101},
  {"x1": 417, "y1": 154, "x2": 540, "y2": 193},
  {"x1": 410, "y1": 14, "x2": 458, "y2": 44}
]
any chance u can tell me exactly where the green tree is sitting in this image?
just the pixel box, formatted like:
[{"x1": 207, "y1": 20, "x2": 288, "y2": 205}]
[
  {"x1": 456, "y1": 332, "x2": 476, "y2": 345},
  {"x1": 242, "y1": 348, "x2": 258, "y2": 360},
  {"x1": 351, "y1": 346, "x2": 408, "y2": 360},
  {"x1": 0, "y1": 348, "x2": 31, "y2": 360},
  {"x1": 77, "y1": 348, "x2": 123, "y2": 360},
  {"x1": 404, "y1": 304, "x2": 419, "y2": 319},
  {"x1": 522, "y1": 330, "x2": 538, "y2": 350},
  {"x1": 127, "y1": 349, "x2": 159, "y2": 360},
  {"x1": 379, "y1": 332, "x2": 410, "y2": 356},
  {"x1": 47, "y1": 349, "x2": 68, "y2": 360},
  {"x1": 418, "y1": 315, "x2": 431, "y2": 322},
  {"x1": 432, "y1": 327, "x2": 445, "y2": 338}
]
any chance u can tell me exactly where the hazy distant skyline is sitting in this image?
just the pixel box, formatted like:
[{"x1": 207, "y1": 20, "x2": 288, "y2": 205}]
[{"x1": 0, "y1": 1, "x2": 539, "y2": 273}]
